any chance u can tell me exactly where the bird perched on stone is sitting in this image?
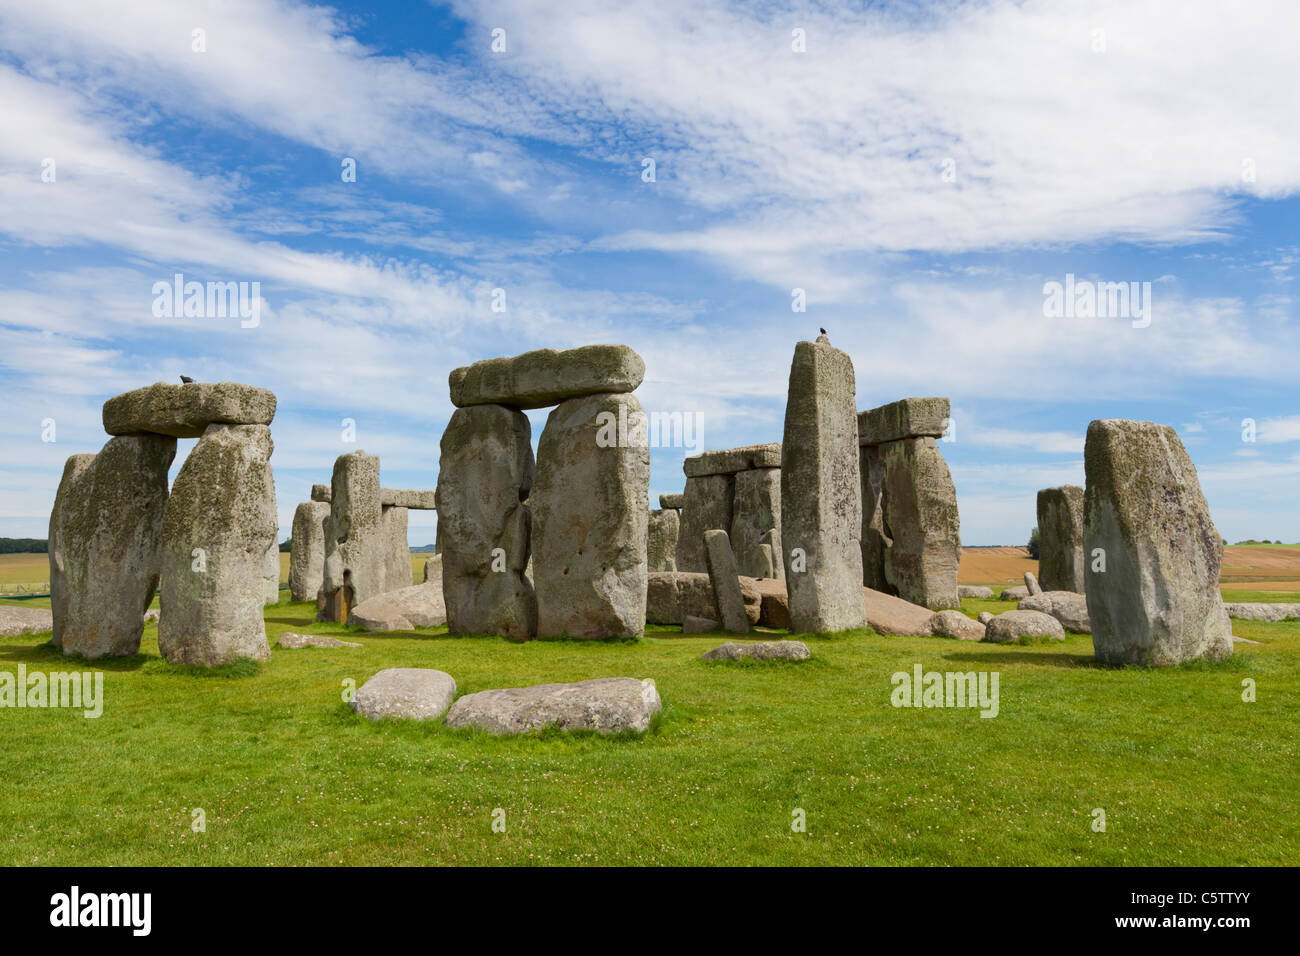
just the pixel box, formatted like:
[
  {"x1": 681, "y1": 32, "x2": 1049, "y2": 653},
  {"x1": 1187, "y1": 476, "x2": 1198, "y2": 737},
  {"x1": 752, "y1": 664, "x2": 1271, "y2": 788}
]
[
  {"x1": 179, "y1": 375, "x2": 195, "y2": 384},
  {"x1": 816, "y1": 328, "x2": 830, "y2": 344}
]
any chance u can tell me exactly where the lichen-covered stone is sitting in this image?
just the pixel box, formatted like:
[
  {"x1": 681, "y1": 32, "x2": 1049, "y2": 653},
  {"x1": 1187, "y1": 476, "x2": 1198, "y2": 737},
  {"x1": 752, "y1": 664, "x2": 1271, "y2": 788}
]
[
  {"x1": 158, "y1": 424, "x2": 275, "y2": 666},
  {"x1": 443, "y1": 677, "x2": 661, "y2": 734},
  {"x1": 437, "y1": 405, "x2": 536, "y2": 640},
  {"x1": 781, "y1": 340, "x2": 866, "y2": 632},
  {"x1": 984, "y1": 609, "x2": 1065, "y2": 643},
  {"x1": 958, "y1": 585, "x2": 993, "y2": 598},
  {"x1": 647, "y1": 508, "x2": 680, "y2": 572},
  {"x1": 703, "y1": 529, "x2": 749, "y2": 634},
  {"x1": 731, "y1": 467, "x2": 782, "y2": 580},
  {"x1": 52, "y1": 437, "x2": 175, "y2": 658},
  {"x1": 1024, "y1": 571, "x2": 1041, "y2": 595},
  {"x1": 857, "y1": 397, "x2": 950, "y2": 446},
  {"x1": 675, "y1": 473, "x2": 733, "y2": 574},
  {"x1": 449, "y1": 345, "x2": 645, "y2": 409},
  {"x1": 278, "y1": 632, "x2": 361, "y2": 648},
  {"x1": 1223, "y1": 602, "x2": 1300, "y2": 622},
  {"x1": 348, "y1": 579, "x2": 446, "y2": 631},
  {"x1": 1018, "y1": 590, "x2": 1090, "y2": 632},
  {"x1": 310, "y1": 483, "x2": 331, "y2": 503},
  {"x1": 317, "y1": 451, "x2": 386, "y2": 623},
  {"x1": 701, "y1": 640, "x2": 810, "y2": 661},
  {"x1": 646, "y1": 571, "x2": 761, "y2": 626},
  {"x1": 352, "y1": 668, "x2": 456, "y2": 721},
  {"x1": 533, "y1": 393, "x2": 648, "y2": 639},
  {"x1": 1037, "y1": 485, "x2": 1085, "y2": 592},
  {"x1": 380, "y1": 488, "x2": 437, "y2": 510},
  {"x1": 929, "y1": 609, "x2": 986, "y2": 640},
  {"x1": 1083, "y1": 419, "x2": 1232, "y2": 665},
  {"x1": 859, "y1": 442, "x2": 890, "y2": 591},
  {"x1": 289, "y1": 500, "x2": 330, "y2": 602},
  {"x1": 659, "y1": 493, "x2": 685, "y2": 510},
  {"x1": 103, "y1": 381, "x2": 275, "y2": 438},
  {"x1": 382, "y1": 505, "x2": 412, "y2": 592},
  {"x1": 684, "y1": 443, "x2": 781, "y2": 477},
  {"x1": 878, "y1": 437, "x2": 961, "y2": 610}
]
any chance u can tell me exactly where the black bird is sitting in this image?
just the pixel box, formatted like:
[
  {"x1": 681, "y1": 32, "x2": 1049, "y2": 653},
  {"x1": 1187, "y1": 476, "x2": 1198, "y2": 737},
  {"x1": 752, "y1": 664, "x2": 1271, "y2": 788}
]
[
  {"x1": 180, "y1": 375, "x2": 195, "y2": 384},
  {"x1": 819, "y1": 328, "x2": 827, "y2": 334}
]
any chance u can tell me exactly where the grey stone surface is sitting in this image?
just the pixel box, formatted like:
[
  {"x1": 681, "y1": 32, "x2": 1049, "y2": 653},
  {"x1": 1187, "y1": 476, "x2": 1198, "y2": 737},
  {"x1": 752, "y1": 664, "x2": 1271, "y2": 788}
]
[
  {"x1": 984, "y1": 609, "x2": 1065, "y2": 643},
  {"x1": 682, "y1": 615, "x2": 717, "y2": 633},
  {"x1": 533, "y1": 393, "x2": 649, "y2": 639},
  {"x1": 348, "y1": 579, "x2": 447, "y2": 631},
  {"x1": 262, "y1": 539, "x2": 281, "y2": 605},
  {"x1": 646, "y1": 571, "x2": 761, "y2": 626},
  {"x1": 1018, "y1": 591, "x2": 1090, "y2": 632},
  {"x1": 703, "y1": 529, "x2": 750, "y2": 634},
  {"x1": 958, "y1": 585, "x2": 994, "y2": 598},
  {"x1": 781, "y1": 340, "x2": 866, "y2": 632},
  {"x1": 659, "y1": 493, "x2": 685, "y2": 510},
  {"x1": 647, "y1": 508, "x2": 680, "y2": 572},
  {"x1": 1083, "y1": 419, "x2": 1233, "y2": 665},
  {"x1": 52, "y1": 437, "x2": 175, "y2": 658},
  {"x1": 731, "y1": 467, "x2": 783, "y2": 580},
  {"x1": 676, "y1": 473, "x2": 733, "y2": 573},
  {"x1": 684, "y1": 443, "x2": 782, "y2": 477},
  {"x1": 351, "y1": 668, "x2": 456, "y2": 721},
  {"x1": 859, "y1": 443, "x2": 890, "y2": 591},
  {"x1": 929, "y1": 609, "x2": 986, "y2": 640},
  {"x1": 701, "y1": 640, "x2": 810, "y2": 661},
  {"x1": 289, "y1": 500, "x2": 330, "y2": 602},
  {"x1": 310, "y1": 483, "x2": 331, "y2": 503},
  {"x1": 423, "y1": 553, "x2": 443, "y2": 586},
  {"x1": 278, "y1": 632, "x2": 362, "y2": 648},
  {"x1": 862, "y1": 586, "x2": 934, "y2": 636},
  {"x1": 382, "y1": 505, "x2": 412, "y2": 592},
  {"x1": 1223, "y1": 602, "x2": 1300, "y2": 622},
  {"x1": 1000, "y1": 585, "x2": 1030, "y2": 602},
  {"x1": 1037, "y1": 485, "x2": 1086, "y2": 592},
  {"x1": 103, "y1": 381, "x2": 276, "y2": 438},
  {"x1": 756, "y1": 578, "x2": 792, "y2": 629},
  {"x1": 0, "y1": 606, "x2": 55, "y2": 637},
  {"x1": 380, "y1": 488, "x2": 437, "y2": 510},
  {"x1": 443, "y1": 677, "x2": 661, "y2": 734},
  {"x1": 317, "y1": 451, "x2": 386, "y2": 624},
  {"x1": 449, "y1": 345, "x2": 645, "y2": 409},
  {"x1": 158, "y1": 424, "x2": 274, "y2": 666},
  {"x1": 437, "y1": 405, "x2": 536, "y2": 640},
  {"x1": 977, "y1": 611, "x2": 994, "y2": 625},
  {"x1": 878, "y1": 437, "x2": 961, "y2": 610},
  {"x1": 1024, "y1": 571, "x2": 1042, "y2": 595},
  {"x1": 857, "y1": 397, "x2": 950, "y2": 446}
]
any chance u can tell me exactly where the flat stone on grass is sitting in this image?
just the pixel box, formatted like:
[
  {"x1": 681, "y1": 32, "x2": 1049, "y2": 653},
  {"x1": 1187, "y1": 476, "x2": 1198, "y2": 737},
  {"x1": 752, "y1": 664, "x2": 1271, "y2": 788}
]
[
  {"x1": 701, "y1": 640, "x2": 810, "y2": 661},
  {"x1": 351, "y1": 668, "x2": 457, "y2": 721},
  {"x1": 443, "y1": 677, "x2": 661, "y2": 735},
  {"x1": 278, "y1": 632, "x2": 362, "y2": 649}
]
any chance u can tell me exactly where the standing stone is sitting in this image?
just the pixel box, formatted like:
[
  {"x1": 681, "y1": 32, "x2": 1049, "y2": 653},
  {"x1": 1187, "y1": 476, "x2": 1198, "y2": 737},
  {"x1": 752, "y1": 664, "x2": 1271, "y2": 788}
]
[
  {"x1": 262, "y1": 540, "x2": 281, "y2": 605},
  {"x1": 1083, "y1": 419, "x2": 1232, "y2": 665},
  {"x1": 703, "y1": 529, "x2": 749, "y2": 634},
  {"x1": 1037, "y1": 485, "x2": 1086, "y2": 592},
  {"x1": 731, "y1": 467, "x2": 783, "y2": 580},
  {"x1": 159, "y1": 424, "x2": 275, "y2": 666},
  {"x1": 382, "y1": 505, "x2": 412, "y2": 591},
  {"x1": 878, "y1": 437, "x2": 961, "y2": 610},
  {"x1": 859, "y1": 443, "x2": 890, "y2": 591},
  {"x1": 48, "y1": 453, "x2": 97, "y2": 651},
  {"x1": 317, "y1": 451, "x2": 386, "y2": 623},
  {"x1": 647, "y1": 508, "x2": 680, "y2": 572},
  {"x1": 676, "y1": 473, "x2": 733, "y2": 572},
  {"x1": 52, "y1": 437, "x2": 175, "y2": 658},
  {"x1": 1024, "y1": 571, "x2": 1042, "y2": 595},
  {"x1": 533, "y1": 392, "x2": 648, "y2": 639},
  {"x1": 289, "y1": 500, "x2": 330, "y2": 602},
  {"x1": 437, "y1": 405, "x2": 535, "y2": 640},
  {"x1": 780, "y1": 340, "x2": 866, "y2": 632}
]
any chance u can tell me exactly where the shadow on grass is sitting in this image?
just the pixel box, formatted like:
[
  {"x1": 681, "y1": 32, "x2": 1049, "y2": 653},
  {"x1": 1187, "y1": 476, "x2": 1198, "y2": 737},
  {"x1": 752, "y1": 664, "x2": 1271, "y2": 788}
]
[
  {"x1": 0, "y1": 640, "x2": 151, "y2": 671},
  {"x1": 140, "y1": 658, "x2": 262, "y2": 679}
]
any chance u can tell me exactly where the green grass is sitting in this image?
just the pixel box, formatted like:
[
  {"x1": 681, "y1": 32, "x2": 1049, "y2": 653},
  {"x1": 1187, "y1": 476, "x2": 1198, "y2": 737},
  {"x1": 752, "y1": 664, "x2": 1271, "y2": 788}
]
[{"x1": 2, "y1": 595, "x2": 1296, "y2": 866}]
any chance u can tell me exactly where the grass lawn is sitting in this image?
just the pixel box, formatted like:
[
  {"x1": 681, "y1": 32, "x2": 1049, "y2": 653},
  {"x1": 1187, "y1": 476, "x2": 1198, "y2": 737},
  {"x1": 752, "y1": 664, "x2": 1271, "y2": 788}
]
[{"x1": 1, "y1": 592, "x2": 1296, "y2": 866}]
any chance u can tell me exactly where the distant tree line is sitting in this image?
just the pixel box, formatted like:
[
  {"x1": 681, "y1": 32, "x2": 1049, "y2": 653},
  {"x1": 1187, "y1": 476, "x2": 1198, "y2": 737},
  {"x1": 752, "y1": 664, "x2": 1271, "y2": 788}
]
[{"x1": 0, "y1": 538, "x2": 47, "y2": 554}]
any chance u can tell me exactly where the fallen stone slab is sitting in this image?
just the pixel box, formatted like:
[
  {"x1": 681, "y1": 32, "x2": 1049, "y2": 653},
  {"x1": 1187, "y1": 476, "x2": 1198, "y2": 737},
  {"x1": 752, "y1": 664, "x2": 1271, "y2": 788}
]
[
  {"x1": 347, "y1": 579, "x2": 447, "y2": 631},
  {"x1": 103, "y1": 381, "x2": 276, "y2": 438},
  {"x1": 1223, "y1": 603, "x2": 1300, "y2": 622},
  {"x1": 755, "y1": 578, "x2": 792, "y2": 629},
  {"x1": 443, "y1": 677, "x2": 662, "y2": 735},
  {"x1": 984, "y1": 610, "x2": 1065, "y2": 643},
  {"x1": 0, "y1": 606, "x2": 54, "y2": 637},
  {"x1": 1232, "y1": 635, "x2": 1263, "y2": 645},
  {"x1": 683, "y1": 615, "x2": 717, "y2": 633},
  {"x1": 646, "y1": 571, "x2": 760, "y2": 626},
  {"x1": 857, "y1": 397, "x2": 950, "y2": 447},
  {"x1": 1018, "y1": 591, "x2": 1090, "y2": 632},
  {"x1": 352, "y1": 668, "x2": 456, "y2": 721},
  {"x1": 449, "y1": 345, "x2": 645, "y2": 409},
  {"x1": 928, "y1": 609, "x2": 986, "y2": 640},
  {"x1": 278, "y1": 632, "x2": 362, "y2": 648},
  {"x1": 659, "y1": 493, "x2": 685, "y2": 510},
  {"x1": 862, "y1": 587, "x2": 934, "y2": 636},
  {"x1": 684, "y1": 443, "x2": 782, "y2": 477},
  {"x1": 999, "y1": 585, "x2": 1030, "y2": 602},
  {"x1": 701, "y1": 640, "x2": 810, "y2": 661},
  {"x1": 958, "y1": 585, "x2": 994, "y2": 599},
  {"x1": 380, "y1": 488, "x2": 437, "y2": 510}
]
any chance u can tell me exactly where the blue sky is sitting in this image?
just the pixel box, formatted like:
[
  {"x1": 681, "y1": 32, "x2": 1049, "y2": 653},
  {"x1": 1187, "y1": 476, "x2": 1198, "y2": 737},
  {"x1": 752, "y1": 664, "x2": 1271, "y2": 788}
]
[{"x1": 1, "y1": 0, "x2": 1298, "y2": 547}]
